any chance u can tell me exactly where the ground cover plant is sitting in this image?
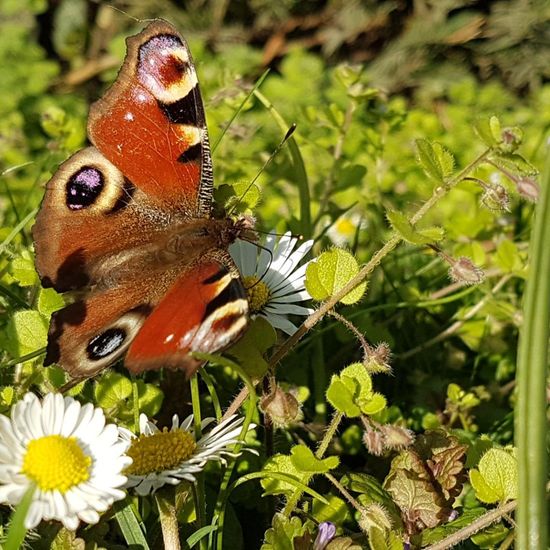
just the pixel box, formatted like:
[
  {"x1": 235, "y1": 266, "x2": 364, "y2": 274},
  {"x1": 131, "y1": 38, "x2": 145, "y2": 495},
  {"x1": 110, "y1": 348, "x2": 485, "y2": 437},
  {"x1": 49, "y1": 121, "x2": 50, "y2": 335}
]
[{"x1": 0, "y1": 1, "x2": 548, "y2": 549}]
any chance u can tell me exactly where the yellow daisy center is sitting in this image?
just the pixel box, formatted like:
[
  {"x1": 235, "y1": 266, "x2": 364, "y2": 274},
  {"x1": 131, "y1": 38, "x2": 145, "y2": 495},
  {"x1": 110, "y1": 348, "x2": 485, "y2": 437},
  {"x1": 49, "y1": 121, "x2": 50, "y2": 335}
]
[
  {"x1": 22, "y1": 435, "x2": 91, "y2": 493},
  {"x1": 243, "y1": 275, "x2": 271, "y2": 313},
  {"x1": 125, "y1": 429, "x2": 197, "y2": 476},
  {"x1": 335, "y1": 217, "x2": 356, "y2": 237}
]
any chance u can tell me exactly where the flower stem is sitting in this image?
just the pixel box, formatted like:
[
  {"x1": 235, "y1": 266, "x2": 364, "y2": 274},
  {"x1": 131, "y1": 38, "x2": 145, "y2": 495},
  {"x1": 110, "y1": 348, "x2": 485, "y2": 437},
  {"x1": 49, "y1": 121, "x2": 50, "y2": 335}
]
[{"x1": 155, "y1": 490, "x2": 181, "y2": 550}]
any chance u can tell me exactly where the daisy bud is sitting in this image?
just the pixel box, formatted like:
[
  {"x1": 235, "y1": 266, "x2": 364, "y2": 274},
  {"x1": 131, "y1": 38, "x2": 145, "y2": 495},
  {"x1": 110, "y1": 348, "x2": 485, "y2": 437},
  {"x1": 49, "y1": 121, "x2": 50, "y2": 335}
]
[
  {"x1": 379, "y1": 424, "x2": 415, "y2": 451},
  {"x1": 449, "y1": 256, "x2": 485, "y2": 286},
  {"x1": 516, "y1": 176, "x2": 540, "y2": 203},
  {"x1": 481, "y1": 183, "x2": 510, "y2": 212},
  {"x1": 260, "y1": 385, "x2": 303, "y2": 428},
  {"x1": 363, "y1": 424, "x2": 385, "y2": 456}
]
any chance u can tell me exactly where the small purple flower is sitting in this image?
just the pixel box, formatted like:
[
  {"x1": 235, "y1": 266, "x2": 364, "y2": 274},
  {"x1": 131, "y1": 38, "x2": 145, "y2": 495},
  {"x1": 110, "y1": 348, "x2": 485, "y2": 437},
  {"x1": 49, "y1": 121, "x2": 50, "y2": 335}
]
[{"x1": 314, "y1": 522, "x2": 336, "y2": 550}]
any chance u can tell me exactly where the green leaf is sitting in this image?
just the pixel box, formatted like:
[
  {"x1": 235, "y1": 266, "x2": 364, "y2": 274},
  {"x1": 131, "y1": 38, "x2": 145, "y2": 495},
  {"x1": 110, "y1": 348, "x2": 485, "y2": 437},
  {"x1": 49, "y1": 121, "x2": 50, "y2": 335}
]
[
  {"x1": 470, "y1": 522, "x2": 509, "y2": 547},
  {"x1": 488, "y1": 152, "x2": 538, "y2": 177},
  {"x1": 94, "y1": 372, "x2": 132, "y2": 410},
  {"x1": 10, "y1": 250, "x2": 38, "y2": 287},
  {"x1": 260, "y1": 454, "x2": 302, "y2": 496},
  {"x1": 7, "y1": 310, "x2": 48, "y2": 356},
  {"x1": 261, "y1": 513, "x2": 312, "y2": 550},
  {"x1": 415, "y1": 139, "x2": 454, "y2": 183},
  {"x1": 36, "y1": 288, "x2": 65, "y2": 316},
  {"x1": 469, "y1": 448, "x2": 518, "y2": 503},
  {"x1": 290, "y1": 444, "x2": 339, "y2": 474},
  {"x1": 326, "y1": 377, "x2": 360, "y2": 417},
  {"x1": 326, "y1": 363, "x2": 387, "y2": 417},
  {"x1": 305, "y1": 249, "x2": 366, "y2": 305},
  {"x1": 114, "y1": 499, "x2": 150, "y2": 549},
  {"x1": 312, "y1": 494, "x2": 350, "y2": 524},
  {"x1": 495, "y1": 239, "x2": 522, "y2": 273},
  {"x1": 387, "y1": 210, "x2": 444, "y2": 245},
  {"x1": 420, "y1": 507, "x2": 485, "y2": 545},
  {"x1": 225, "y1": 317, "x2": 276, "y2": 378},
  {"x1": 474, "y1": 117, "x2": 499, "y2": 147}
]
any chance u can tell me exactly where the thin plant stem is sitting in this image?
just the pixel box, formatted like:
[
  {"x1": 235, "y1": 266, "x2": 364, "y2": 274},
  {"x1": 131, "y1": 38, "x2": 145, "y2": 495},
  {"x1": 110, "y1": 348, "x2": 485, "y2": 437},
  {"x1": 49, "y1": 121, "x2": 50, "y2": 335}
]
[{"x1": 325, "y1": 472, "x2": 364, "y2": 514}]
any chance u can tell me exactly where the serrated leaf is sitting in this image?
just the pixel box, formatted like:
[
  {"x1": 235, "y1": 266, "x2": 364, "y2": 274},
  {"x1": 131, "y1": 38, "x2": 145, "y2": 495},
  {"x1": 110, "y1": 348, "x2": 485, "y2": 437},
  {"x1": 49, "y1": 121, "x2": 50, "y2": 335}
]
[
  {"x1": 94, "y1": 372, "x2": 132, "y2": 410},
  {"x1": 469, "y1": 448, "x2": 517, "y2": 503},
  {"x1": 384, "y1": 449, "x2": 446, "y2": 533},
  {"x1": 305, "y1": 249, "x2": 366, "y2": 304},
  {"x1": 488, "y1": 152, "x2": 538, "y2": 177},
  {"x1": 50, "y1": 527, "x2": 86, "y2": 550},
  {"x1": 416, "y1": 139, "x2": 444, "y2": 182},
  {"x1": 387, "y1": 211, "x2": 444, "y2": 245},
  {"x1": 290, "y1": 444, "x2": 339, "y2": 474}
]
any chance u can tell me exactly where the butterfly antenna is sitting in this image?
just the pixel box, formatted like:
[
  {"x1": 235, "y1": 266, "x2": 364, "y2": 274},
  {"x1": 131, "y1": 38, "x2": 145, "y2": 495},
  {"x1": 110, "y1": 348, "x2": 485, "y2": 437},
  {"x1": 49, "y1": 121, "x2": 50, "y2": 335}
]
[
  {"x1": 228, "y1": 124, "x2": 297, "y2": 217},
  {"x1": 212, "y1": 69, "x2": 270, "y2": 153},
  {"x1": 245, "y1": 242, "x2": 274, "y2": 288}
]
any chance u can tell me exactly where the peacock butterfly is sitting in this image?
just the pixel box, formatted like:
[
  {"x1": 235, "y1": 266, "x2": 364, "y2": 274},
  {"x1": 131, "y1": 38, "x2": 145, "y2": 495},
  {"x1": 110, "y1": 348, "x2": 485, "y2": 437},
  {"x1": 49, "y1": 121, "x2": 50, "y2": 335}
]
[{"x1": 32, "y1": 20, "x2": 253, "y2": 379}]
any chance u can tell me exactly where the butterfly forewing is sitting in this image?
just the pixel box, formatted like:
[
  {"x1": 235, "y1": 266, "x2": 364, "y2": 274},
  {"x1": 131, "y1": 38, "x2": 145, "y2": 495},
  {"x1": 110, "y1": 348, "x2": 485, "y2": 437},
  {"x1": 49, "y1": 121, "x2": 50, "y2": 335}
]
[{"x1": 88, "y1": 21, "x2": 213, "y2": 216}]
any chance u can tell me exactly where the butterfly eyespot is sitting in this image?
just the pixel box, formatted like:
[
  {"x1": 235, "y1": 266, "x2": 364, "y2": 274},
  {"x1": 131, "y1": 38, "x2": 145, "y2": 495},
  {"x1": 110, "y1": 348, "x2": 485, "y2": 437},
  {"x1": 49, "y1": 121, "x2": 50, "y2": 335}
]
[
  {"x1": 87, "y1": 328, "x2": 126, "y2": 360},
  {"x1": 66, "y1": 167, "x2": 104, "y2": 210}
]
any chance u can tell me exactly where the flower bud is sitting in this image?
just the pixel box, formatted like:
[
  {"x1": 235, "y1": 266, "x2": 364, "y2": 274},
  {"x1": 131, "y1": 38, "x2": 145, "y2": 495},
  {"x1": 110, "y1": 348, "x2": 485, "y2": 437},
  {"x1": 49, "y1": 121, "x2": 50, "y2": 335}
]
[
  {"x1": 260, "y1": 385, "x2": 303, "y2": 428},
  {"x1": 357, "y1": 503, "x2": 392, "y2": 534},
  {"x1": 362, "y1": 424, "x2": 385, "y2": 456},
  {"x1": 313, "y1": 521, "x2": 337, "y2": 550},
  {"x1": 499, "y1": 126, "x2": 523, "y2": 153},
  {"x1": 365, "y1": 342, "x2": 392, "y2": 374},
  {"x1": 449, "y1": 256, "x2": 485, "y2": 286},
  {"x1": 380, "y1": 424, "x2": 415, "y2": 451}
]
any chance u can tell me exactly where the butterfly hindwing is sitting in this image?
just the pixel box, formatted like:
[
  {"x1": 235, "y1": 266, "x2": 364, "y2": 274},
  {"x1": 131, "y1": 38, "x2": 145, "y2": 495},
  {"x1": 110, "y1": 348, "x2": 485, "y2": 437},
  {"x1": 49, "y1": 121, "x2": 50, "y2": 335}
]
[{"x1": 126, "y1": 254, "x2": 248, "y2": 377}]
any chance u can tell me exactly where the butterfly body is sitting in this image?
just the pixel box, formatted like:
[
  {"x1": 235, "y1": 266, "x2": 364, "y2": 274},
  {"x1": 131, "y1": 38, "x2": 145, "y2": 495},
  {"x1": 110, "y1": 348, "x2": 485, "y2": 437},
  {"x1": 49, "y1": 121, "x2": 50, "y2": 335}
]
[{"x1": 33, "y1": 21, "x2": 252, "y2": 378}]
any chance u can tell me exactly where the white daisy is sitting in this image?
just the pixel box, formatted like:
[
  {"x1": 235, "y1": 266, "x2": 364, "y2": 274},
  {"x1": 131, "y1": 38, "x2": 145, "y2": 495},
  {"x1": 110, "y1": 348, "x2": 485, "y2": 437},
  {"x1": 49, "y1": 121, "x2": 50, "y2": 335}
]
[
  {"x1": 229, "y1": 231, "x2": 314, "y2": 335},
  {"x1": 119, "y1": 414, "x2": 255, "y2": 496},
  {"x1": 327, "y1": 212, "x2": 366, "y2": 246},
  {"x1": 0, "y1": 392, "x2": 130, "y2": 530}
]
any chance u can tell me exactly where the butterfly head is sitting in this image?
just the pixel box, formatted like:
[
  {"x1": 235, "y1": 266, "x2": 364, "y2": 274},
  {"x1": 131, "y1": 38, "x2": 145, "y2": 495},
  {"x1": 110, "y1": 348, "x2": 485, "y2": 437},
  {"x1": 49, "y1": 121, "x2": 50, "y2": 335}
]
[{"x1": 219, "y1": 214, "x2": 256, "y2": 247}]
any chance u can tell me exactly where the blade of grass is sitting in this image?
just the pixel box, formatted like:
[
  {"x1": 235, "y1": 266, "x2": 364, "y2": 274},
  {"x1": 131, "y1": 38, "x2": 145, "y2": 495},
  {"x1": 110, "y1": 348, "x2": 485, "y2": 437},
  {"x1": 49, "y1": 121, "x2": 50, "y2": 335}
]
[
  {"x1": 114, "y1": 498, "x2": 150, "y2": 549},
  {"x1": 253, "y1": 90, "x2": 311, "y2": 239},
  {"x1": 4, "y1": 484, "x2": 35, "y2": 550},
  {"x1": 516, "y1": 149, "x2": 550, "y2": 549}
]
